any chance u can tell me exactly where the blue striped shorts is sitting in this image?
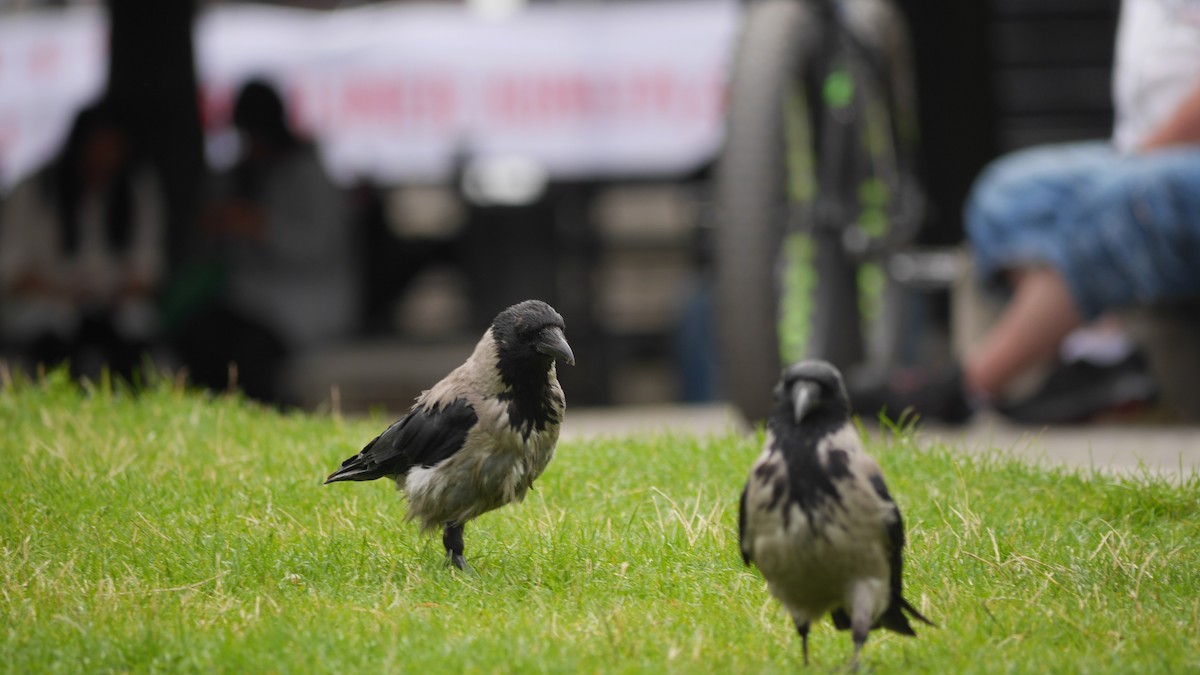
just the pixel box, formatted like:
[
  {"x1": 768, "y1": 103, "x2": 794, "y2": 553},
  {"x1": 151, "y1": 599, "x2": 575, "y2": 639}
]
[{"x1": 965, "y1": 141, "x2": 1200, "y2": 319}]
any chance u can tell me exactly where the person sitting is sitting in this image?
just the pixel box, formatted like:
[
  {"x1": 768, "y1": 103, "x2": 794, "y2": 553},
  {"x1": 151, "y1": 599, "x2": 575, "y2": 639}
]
[
  {"x1": 852, "y1": 0, "x2": 1200, "y2": 423},
  {"x1": 173, "y1": 79, "x2": 357, "y2": 404},
  {"x1": 0, "y1": 101, "x2": 166, "y2": 381}
]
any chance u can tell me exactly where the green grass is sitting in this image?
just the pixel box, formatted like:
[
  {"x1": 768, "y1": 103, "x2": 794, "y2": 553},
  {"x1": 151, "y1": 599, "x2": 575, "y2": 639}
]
[{"x1": 2, "y1": 371, "x2": 1198, "y2": 673}]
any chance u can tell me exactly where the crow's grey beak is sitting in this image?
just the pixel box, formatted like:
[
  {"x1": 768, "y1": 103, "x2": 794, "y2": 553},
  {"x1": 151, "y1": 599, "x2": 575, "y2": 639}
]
[
  {"x1": 792, "y1": 381, "x2": 820, "y2": 423},
  {"x1": 536, "y1": 326, "x2": 575, "y2": 366}
]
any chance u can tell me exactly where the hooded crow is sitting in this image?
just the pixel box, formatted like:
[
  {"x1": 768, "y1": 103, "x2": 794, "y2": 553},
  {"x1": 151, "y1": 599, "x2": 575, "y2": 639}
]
[
  {"x1": 738, "y1": 360, "x2": 934, "y2": 668},
  {"x1": 325, "y1": 299, "x2": 574, "y2": 571}
]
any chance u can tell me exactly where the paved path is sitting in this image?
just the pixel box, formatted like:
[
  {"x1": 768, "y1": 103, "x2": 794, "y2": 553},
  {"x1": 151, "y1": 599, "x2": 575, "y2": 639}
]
[
  {"x1": 563, "y1": 404, "x2": 1200, "y2": 479},
  {"x1": 922, "y1": 414, "x2": 1200, "y2": 479},
  {"x1": 562, "y1": 403, "x2": 745, "y2": 440}
]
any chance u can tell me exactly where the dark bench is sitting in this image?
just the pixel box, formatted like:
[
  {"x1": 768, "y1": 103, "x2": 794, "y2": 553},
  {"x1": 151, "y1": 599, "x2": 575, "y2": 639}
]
[{"x1": 1121, "y1": 303, "x2": 1200, "y2": 421}]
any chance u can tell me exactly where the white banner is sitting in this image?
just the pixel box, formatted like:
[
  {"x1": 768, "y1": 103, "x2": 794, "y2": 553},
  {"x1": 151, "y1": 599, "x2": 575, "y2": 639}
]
[
  {"x1": 0, "y1": 6, "x2": 108, "y2": 192},
  {"x1": 0, "y1": 0, "x2": 738, "y2": 191}
]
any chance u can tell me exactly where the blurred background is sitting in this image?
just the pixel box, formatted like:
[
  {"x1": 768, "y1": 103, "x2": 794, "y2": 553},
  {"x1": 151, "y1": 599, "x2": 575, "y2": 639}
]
[{"x1": 0, "y1": 0, "x2": 1124, "y2": 414}]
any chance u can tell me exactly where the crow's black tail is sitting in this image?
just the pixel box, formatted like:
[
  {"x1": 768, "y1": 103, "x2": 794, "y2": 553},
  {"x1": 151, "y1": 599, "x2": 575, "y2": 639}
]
[
  {"x1": 879, "y1": 595, "x2": 936, "y2": 636},
  {"x1": 323, "y1": 464, "x2": 386, "y2": 483},
  {"x1": 323, "y1": 445, "x2": 389, "y2": 484}
]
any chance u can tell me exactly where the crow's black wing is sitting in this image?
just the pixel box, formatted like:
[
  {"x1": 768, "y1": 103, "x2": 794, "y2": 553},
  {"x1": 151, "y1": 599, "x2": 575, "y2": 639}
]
[
  {"x1": 869, "y1": 472, "x2": 935, "y2": 633},
  {"x1": 868, "y1": 473, "x2": 905, "y2": 586},
  {"x1": 738, "y1": 483, "x2": 751, "y2": 565},
  {"x1": 324, "y1": 398, "x2": 478, "y2": 483}
]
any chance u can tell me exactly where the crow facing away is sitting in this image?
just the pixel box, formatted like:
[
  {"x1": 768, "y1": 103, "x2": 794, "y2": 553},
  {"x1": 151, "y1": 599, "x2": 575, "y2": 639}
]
[
  {"x1": 325, "y1": 299, "x2": 574, "y2": 571},
  {"x1": 738, "y1": 360, "x2": 934, "y2": 668}
]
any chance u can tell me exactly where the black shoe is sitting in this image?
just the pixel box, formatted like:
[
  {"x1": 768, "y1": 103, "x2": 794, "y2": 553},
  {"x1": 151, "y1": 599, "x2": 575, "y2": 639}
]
[
  {"x1": 847, "y1": 364, "x2": 974, "y2": 425},
  {"x1": 996, "y1": 352, "x2": 1158, "y2": 425}
]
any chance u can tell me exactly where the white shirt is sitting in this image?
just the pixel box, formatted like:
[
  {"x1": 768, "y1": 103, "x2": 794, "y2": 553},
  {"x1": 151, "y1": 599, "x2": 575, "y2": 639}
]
[
  {"x1": 219, "y1": 146, "x2": 358, "y2": 350},
  {"x1": 1112, "y1": 0, "x2": 1200, "y2": 152},
  {"x1": 0, "y1": 167, "x2": 165, "y2": 340}
]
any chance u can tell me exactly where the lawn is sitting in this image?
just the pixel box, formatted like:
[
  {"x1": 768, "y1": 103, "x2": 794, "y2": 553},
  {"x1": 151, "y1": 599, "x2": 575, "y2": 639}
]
[{"x1": 2, "y1": 371, "x2": 1198, "y2": 673}]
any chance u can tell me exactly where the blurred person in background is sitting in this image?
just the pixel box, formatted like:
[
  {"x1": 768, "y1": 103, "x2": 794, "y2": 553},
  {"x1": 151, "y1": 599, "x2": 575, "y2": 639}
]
[
  {"x1": 852, "y1": 0, "x2": 1200, "y2": 424},
  {"x1": 0, "y1": 100, "x2": 166, "y2": 381},
  {"x1": 173, "y1": 78, "x2": 357, "y2": 404}
]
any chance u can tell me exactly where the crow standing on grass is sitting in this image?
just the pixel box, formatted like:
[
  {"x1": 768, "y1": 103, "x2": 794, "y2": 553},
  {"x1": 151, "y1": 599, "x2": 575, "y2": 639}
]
[
  {"x1": 738, "y1": 360, "x2": 934, "y2": 668},
  {"x1": 325, "y1": 300, "x2": 574, "y2": 571}
]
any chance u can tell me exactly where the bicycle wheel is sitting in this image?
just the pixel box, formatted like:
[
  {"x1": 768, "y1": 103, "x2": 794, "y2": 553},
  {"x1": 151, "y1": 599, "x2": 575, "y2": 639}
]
[{"x1": 714, "y1": 0, "x2": 921, "y2": 423}]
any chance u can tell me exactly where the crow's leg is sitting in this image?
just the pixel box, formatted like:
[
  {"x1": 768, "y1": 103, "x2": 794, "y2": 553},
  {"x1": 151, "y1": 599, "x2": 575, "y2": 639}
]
[
  {"x1": 792, "y1": 616, "x2": 811, "y2": 666},
  {"x1": 848, "y1": 587, "x2": 874, "y2": 671},
  {"x1": 442, "y1": 522, "x2": 467, "y2": 571}
]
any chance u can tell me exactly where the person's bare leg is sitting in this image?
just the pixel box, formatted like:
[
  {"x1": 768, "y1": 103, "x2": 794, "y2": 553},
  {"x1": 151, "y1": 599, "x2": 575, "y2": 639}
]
[{"x1": 963, "y1": 266, "x2": 1084, "y2": 399}]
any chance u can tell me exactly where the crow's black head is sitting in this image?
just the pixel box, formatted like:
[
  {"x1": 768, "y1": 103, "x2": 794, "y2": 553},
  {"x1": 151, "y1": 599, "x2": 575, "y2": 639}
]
[
  {"x1": 491, "y1": 299, "x2": 573, "y2": 369},
  {"x1": 774, "y1": 359, "x2": 851, "y2": 426},
  {"x1": 490, "y1": 300, "x2": 573, "y2": 435}
]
